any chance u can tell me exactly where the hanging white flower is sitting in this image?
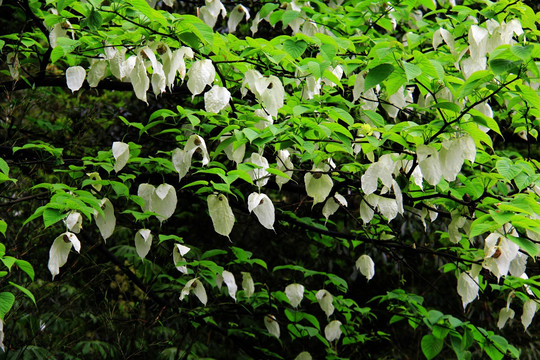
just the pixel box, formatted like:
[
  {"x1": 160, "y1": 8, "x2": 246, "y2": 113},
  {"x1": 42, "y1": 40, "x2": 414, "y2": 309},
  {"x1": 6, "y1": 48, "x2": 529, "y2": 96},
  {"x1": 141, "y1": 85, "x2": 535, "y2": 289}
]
[
  {"x1": 316, "y1": 289, "x2": 334, "y2": 318},
  {"x1": 324, "y1": 320, "x2": 343, "y2": 341},
  {"x1": 137, "y1": 183, "x2": 177, "y2": 222},
  {"x1": 261, "y1": 76, "x2": 284, "y2": 118},
  {"x1": 285, "y1": 283, "x2": 304, "y2": 308},
  {"x1": 87, "y1": 60, "x2": 107, "y2": 87},
  {"x1": 275, "y1": 149, "x2": 293, "y2": 190},
  {"x1": 246, "y1": 153, "x2": 270, "y2": 187},
  {"x1": 294, "y1": 352, "x2": 312, "y2": 360},
  {"x1": 134, "y1": 229, "x2": 152, "y2": 259},
  {"x1": 242, "y1": 272, "x2": 255, "y2": 298},
  {"x1": 187, "y1": 59, "x2": 216, "y2": 97},
  {"x1": 173, "y1": 243, "x2": 190, "y2": 274},
  {"x1": 64, "y1": 212, "x2": 82, "y2": 234},
  {"x1": 204, "y1": 85, "x2": 231, "y2": 113},
  {"x1": 199, "y1": 0, "x2": 227, "y2": 28},
  {"x1": 130, "y1": 56, "x2": 150, "y2": 103},
  {"x1": 264, "y1": 315, "x2": 280, "y2": 338},
  {"x1": 247, "y1": 192, "x2": 275, "y2": 230},
  {"x1": 48, "y1": 232, "x2": 81, "y2": 279},
  {"x1": 305, "y1": 164, "x2": 333, "y2": 207},
  {"x1": 228, "y1": 4, "x2": 250, "y2": 33},
  {"x1": 112, "y1": 141, "x2": 129, "y2": 172},
  {"x1": 207, "y1": 194, "x2": 235, "y2": 238},
  {"x1": 356, "y1": 254, "x2": 375, "y2": 281},
  {"x1": 66, "y1": 66, "x2": 86, "y2": 92},
  {"x1": 498, "y1": 306, "x2": 515, "y2": 329},
  {"x1": 221, "y1": 270, "x2": 238, "y2": 301},
  {"x1": 94, "y1": 198, "x2": 116, "y2": 241},
  {"x1": 521, "y1": 299, "x2": 538, "y2": 331},
  {"x1": 457, "y1": 265, "x2": 480, "y2": 310},
  {"x1": 179, "y1": 278, "x2": 207, "y2": 305},
  {"x1": 172, "y1": 135, "x2": 211, "y2": 181}
]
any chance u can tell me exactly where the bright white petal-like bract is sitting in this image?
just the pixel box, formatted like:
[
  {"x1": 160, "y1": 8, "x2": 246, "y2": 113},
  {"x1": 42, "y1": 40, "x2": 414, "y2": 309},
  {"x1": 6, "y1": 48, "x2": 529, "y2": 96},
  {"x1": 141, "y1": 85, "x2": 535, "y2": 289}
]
[
  {"x1": 285, "y1": 283, "x2": 304, "y2": 308},
  {"x1": 261, "y1": 76, "x2": 284, "y2": 117},
  {"x1": 204, "y1": 85, "x2": 231, "y2": 113},
  {"x1": 179, "y1": 278, "x2": 207, "y2": 305},
  {"x1": 242, "y1": 272, "x2": 255, "y2": 298},
  {"x1": 228, "y1": 4, "x2": 250, "y2": 33},
  {"x1": 94, "y1": 198, "x2": 116, "y2": 241},
  {"x1": 457, "y1": 271, "x2": 479, "y2": 310},
  {"x1": 356, "y1": 254, "x2": 375, "y2": 281},
  {"x1": 173, "y1": 243, "x2": 190, "y2": 273},
  {"x1": 294, "y1": 352, "x2": 312, "y2": 360},
  {"x1": 138, "y1": 183, "x2": 155, "y2": 212},
  {"x1": 87, "y1": 60, "x2": 107, "y2": 87},
  {"x1": 247, "y1": 153, "x2": 270, "y2": 187},
  {"x1": 509, "y1": 252, "x2": 527, "y2": 278},
  {"x1": 276, "y1": 149, "x2": 293, "y2": 190},
  {"x1": 247, "y1": 192, "x2": 275, "y2": 230},
  {"x1": 417, "y1": 145, "x2": 442, "y2": 186},
  {"x1": 498, "y1": 307, "x2": 515, "y2": 329},
  {"x1": 48, "y1": 232, "x2": 81, "y2": 279},
  {"x1": 134, "y1": 229, "x2": 152, "y2": 259},
  {"x1": 187, "y1": 59, "x2": 216, "y2": 97},
  {"x1": 66, "y1": 66, "x2": 86, "y2": 92},
  {"x1": 151, "y1": 184, "x2": 177, "y2": 222},
  {"x1": 305, "y1": 169, "x2": 333, "y2": 207},
  {"x1": 172, "y1": 148, "x2": 191, "y2": 181},
  {"x1": 521, "y1": 299, "x2": 537, "y2": 330},
  {"x1": 64, "y1": 212, "x2": 82, "y2": 234},
  {"x1": 316, "y1": 289, "x2": 334, "y2": 318},
  {"x1": 322, "y1": 197, "x2": 340, "y2": 223},
  {"x1": 264, "y1": 315, "x2": 280, "y2": 338},
  {"x1": 112, "y1": 141, "x2": 129, "y2": 172},
  {"x1": 207, "y1": 194, "x2": 235, "y2": 238},
  {"x1": 324, "y1": 320, "x2": 342, "y2": 342},
  {"x1": 222, "y1": 270, "x2": 238, "y2": 301},
  {"x1": 184, "y1": 135, "x2": 210, "y2": 166},
  {"x1": 131, "y1": 56, "x2": 149, "y2": 103}
]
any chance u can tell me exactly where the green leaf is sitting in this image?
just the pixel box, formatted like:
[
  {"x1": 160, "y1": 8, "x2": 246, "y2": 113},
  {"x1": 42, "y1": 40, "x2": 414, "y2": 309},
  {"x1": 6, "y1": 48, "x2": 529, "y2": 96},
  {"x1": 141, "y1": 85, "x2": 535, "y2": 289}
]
[
  {"x1": 489, "y1": 58, "x2": 522, "y2": 75},
  {"x1": 403, "y1": 61, "x2": 422, "y2": 80},
  {"x1": 0, "y1": 292, "x2": 15, "y2": 319},
  {"x1": 0, "y1": 220, "x2": 6, "y2": 237},
  {"x1": 431, "y1": 102, "x2": 461, "y2": 113},
  {"x1": 496, "y1": 159, "x2": 521, "y2": 180},
  {"x1": 43, "y1": 208, "x2": 66, "y2": 228},
  {"x1": 15, "y1": 259, "x2": 35, "y2": 281},
  {"x1": 130, "y1": 0, "x2": 168, "y2": 27},
  {"x1": 365, "y1": 64, "x2": 394, "y2": 91},
  {"x1": 9, "y1": 282, "x2": 36, "y2": 305},
  {"x1": 282, "y1": 10, "x2": 302, "y2": 27},
  {"x1": 507, "y1": 235, "x2": 539, "y2": 257},
  {"x1": 510, "y1": 45, "x2": 533, "y2": 60},
  {"x1": 421, "y1": 334, "x2": 444, "y2": 360}
]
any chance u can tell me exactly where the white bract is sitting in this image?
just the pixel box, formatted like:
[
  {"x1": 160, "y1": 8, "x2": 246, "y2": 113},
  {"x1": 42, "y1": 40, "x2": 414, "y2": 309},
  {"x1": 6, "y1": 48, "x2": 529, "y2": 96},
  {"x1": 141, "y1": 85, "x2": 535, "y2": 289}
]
[
  {"x1": 264, "y1": 315, "x2": 280, "y2": 338},
  {"x1": 275, "y1": 149, "x2": 293, "y2": 190},
  {"x1": 356, "y1": 254, "x2": 375, "y2": 281},
  {"x1": 246, "y1": 153, "x2": 270, "y2": 187},
  {"x1": 64, "y1": 212, "x2": 82, "y2": 233},
  {"x1": 242, "y1": 272, "x2": 255, "y2": 298},
  {"x1": 221, "y1": 136, "x2": 246, "y2": 164},
  {"x1": 324, "y1": 320, "x2": 342, "y2": 341},
  {"x1": 322, "y1": 193, "x2": 347, "y2": 223},
  {"x1": 207, "y1": 194, "x2": 235, "y2": 238},
  {"x1": 173, "y1": 243, "x2": 190, "y2": 274},
  {"x1": 305, "y1": 164, "x2": 333, "y2": 207},
  {"x1": 66, "y1": 66, "x2": 86, "y2": 92},
  {"x1": 172, "y1": 135, "x2": 210, "y2": 181},
  {"x1": 162, "y1": 46, "x2": 193, "y2": 90},
  {"x1": 134, "y1": 229, "x2": 152, "y2": 259},
  {"x1": 131, "y1": 56, "x2": 150, "y2": 103},
  {"x1": 187, "y1": 59, "x2": 216, "y2": 97},
  {"x1": 416, "y1": 144, "x2": 442, "y2": 186},
  {"x1": 521, "y1": 299, "x2": 537, "y2": 331},
  {"x1": 199, "y1": 0, "x2": 227, "y2": 28},
  {"x1": 316, "y1": 289, "x2": 334, "y2": 318},
  {"x1": 94, "y1": 198, "x2": 116, "y2": 241},
  {"x1": 361, "y1": 154, "x2": 395, "y2": 195},
  {"x1": 294, "y1": 352, "x2": 312, "y2": 360},
  {"x1": 457, "y1": 265, "x2": 481, "y2": 310},
  {"x1": 482, "y1": 225, "x2": 520, "y2": 280},
  {"x1": 247, "y1": 192, "x2": 275, "y2": 230},
  {"x1": 87, "y1": 60, "x2": 108, "y2": 87},
  {"x1": 179, "y1": 278, "x2": 207, "y2": 305},
  {"x1": 228, "y1": 5, "x2": 250, "y2": 33},
  {"x1": 137, "y1": 183, "x2": 177, "y2": 222},
  {"x1": 204, "y1": 85, "x2": 231, "y2": 113},
  {"x1": 498, "y1": 306, "x2": 515, "y2": 329},
  {"x1": 48, "y1": 232, "x2": 81, "y2": 279},
  {"x1": 112, "y1": 141, "x2": 129, "y2": 172},
  {"x1": 285, "y1": 283, "x2": 304, "y2": 308},
  {"x1": 221, "y1": 270, "x2": 237, "y2": 301},
  {"x1": 261, "y1": 76, "x2": 284, "y2": 118}
]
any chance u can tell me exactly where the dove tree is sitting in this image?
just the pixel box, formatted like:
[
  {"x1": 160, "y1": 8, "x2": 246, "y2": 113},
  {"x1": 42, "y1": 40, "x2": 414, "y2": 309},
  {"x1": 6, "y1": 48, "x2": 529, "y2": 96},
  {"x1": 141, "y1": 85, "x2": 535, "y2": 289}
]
[{"x1": 1, "y1": 0, "x2": 540, "y2": 359}]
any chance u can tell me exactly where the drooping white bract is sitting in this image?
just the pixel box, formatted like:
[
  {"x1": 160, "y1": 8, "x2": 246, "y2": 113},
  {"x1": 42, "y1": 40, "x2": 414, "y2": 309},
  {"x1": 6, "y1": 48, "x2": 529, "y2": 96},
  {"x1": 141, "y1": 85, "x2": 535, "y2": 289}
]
[
  {"x1": 137, "y1": 183, "x2": 177, "y2": 222},
  {"x1": 204, "y1": 85, "x2": 231, "y2": 113},
  {"x1": 448, "y1": 212, "x2": 467, "y2": 244},
  {"x1": 49, "y1": 21, "x2": 70, "y2": 48},
  {"x1": 359, "y1": 195, "x2": 376, "y2": 224},
  {"x1": 221, "y1": 135, "x2": 246, "y2": 164},
  {"x1": 94, "y1": 198, "x2": 116, "y2": 241},
  {"x1": 66, "y1": 66, "x2": 86, "y2": 92},
  {"x1": 139, "y1": 46, "x2": 166, "y2": 97},
  {"x1": 112, "y1": 141, "x2": 129, "y2": 172},
  {"x1": 246, "y1": 153, "x2": 270, "y2": 187},
  {"x1": 0, "y1": 319, "x2": 4, "y2": 351},
  {"x1": 498, "y1": 306, "x2": 515, "y2": 329},
  {"x1": 134, "y1": 229, "x2": 153, "y2": 259},
  {"x1": 228, "y1": 4, "x2": 250, "y2": 33},
  {"x1": 64, "y1": 212, "x2": 82, "y2": 234},
  {"x1": 261, "y1": 76, "x2": 284, "y2": 118},
  {"x1": 221, "y1": 270, "x2": 238, "y2": 301},
  {"x1": 48, "y1": 232, "x2": 81, "y2": 279},
  {"x1": 285, "y1": 283, "x2": 304, "y2": 308},
  {"x1": 322, "y1": 193, "x2": 347, "y2": 223},
  {"x1": 264, "y1": 315, "x2": 280, "y2": 338},
  {"x1": 432, "y1": 28, "x2": 456, "y2": 56},
  {"x1": 439, "y1": 136, "x2": 476, "y2": 182},
  {"x1": 316, "y1": 289, "x2": 334, "y2": 318},
  {"x1": 162, "y1": 46, "x2": 193, "y2": 90},
  {"x1": 353, "y1": 72, "x2": 379, "y2": 111},
  {"x1": 131, "y1": 56, "x2": 150, "y2": 103},
  {"x1": 172, "y1": 135, "x2": 211, "y2": 181},
  {"x1": 482, "y1": 224, "x2": 520, "y2": 280},
  {"x1": 87, "y1": 60, "x2": 108, "y2": 87},
  {"x1": 382, "y1": 86, "x2": 409, "y2": 119},
  {"x1": 305, "y1": 164, "x2": 333, "y2": 207},
  {"x1": 179, "y1": 278, "x2": 207, "y2": 305},
  {"x1": 361, "y1": 154, "x2": 395, "y2": 195},
  {"x1": 322, "y1": 65, "x2": 344, "y2": 87},
  {"x1": 207, "y1": 194, "x2": 235, "y2": 238},
  {"x1": 457, "y1": 265, "x2": 481, "y2": 310},
  {"x1": 324, "y1": 320, "x2": 343, "y2": 342},
  {"x1": 241, "y1": 272, "x2": 255, "y2": 298},
  {"x1": 356, "y1": 254, "x2": 375, "y2": 281},
  {"x1": 253, "y1": 108, "x2": 273, "y2": 130},
  {"x1": 509, "y1": 252, "x2": 528, "y2": 277},
  {"x1": 521, "y1": 299, "x2": 537, "y2": 331},
  {"x1": 301, "y1": 74, "x2": 322, "y2": 100},
  {"x1": 173, "y1": 243, "x2": 190, "y2": 274},
  {"x1": 187, "y1": 59, "x2": 215, "y2": 97},
  {"x1": 241, "y1": 69, "x2": 265, "y2": 98},
  {"x1": 416, "y1": 144, "x2": 442, "y2": 186},
  {"x1": 199, "y1": 0, "x2": 227, "y2": 28},
  {"x1": 275, "y1": 149, "x2": 293, "y2": 190},
  {"x1": 294, "y1": 352, "x2": 312, "y2": 360},
  {"x1": 247, "y1": 192, "x2": 275, "y2": 230}
]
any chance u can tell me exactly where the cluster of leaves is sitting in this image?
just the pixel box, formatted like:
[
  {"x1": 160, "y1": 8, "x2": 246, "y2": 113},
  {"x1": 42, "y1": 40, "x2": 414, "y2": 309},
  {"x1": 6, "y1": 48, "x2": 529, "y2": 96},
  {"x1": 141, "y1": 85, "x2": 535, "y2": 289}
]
[{"x1": 1, "y1": 0, "x2": 540, "y2": 358}]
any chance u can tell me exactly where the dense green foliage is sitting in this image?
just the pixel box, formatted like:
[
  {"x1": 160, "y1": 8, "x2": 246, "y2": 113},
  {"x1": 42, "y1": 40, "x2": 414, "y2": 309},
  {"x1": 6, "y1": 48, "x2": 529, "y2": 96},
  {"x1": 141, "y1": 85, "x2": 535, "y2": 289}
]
[{"x1": 1, "y1": 0, "x2": 540, "y2": 359}]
